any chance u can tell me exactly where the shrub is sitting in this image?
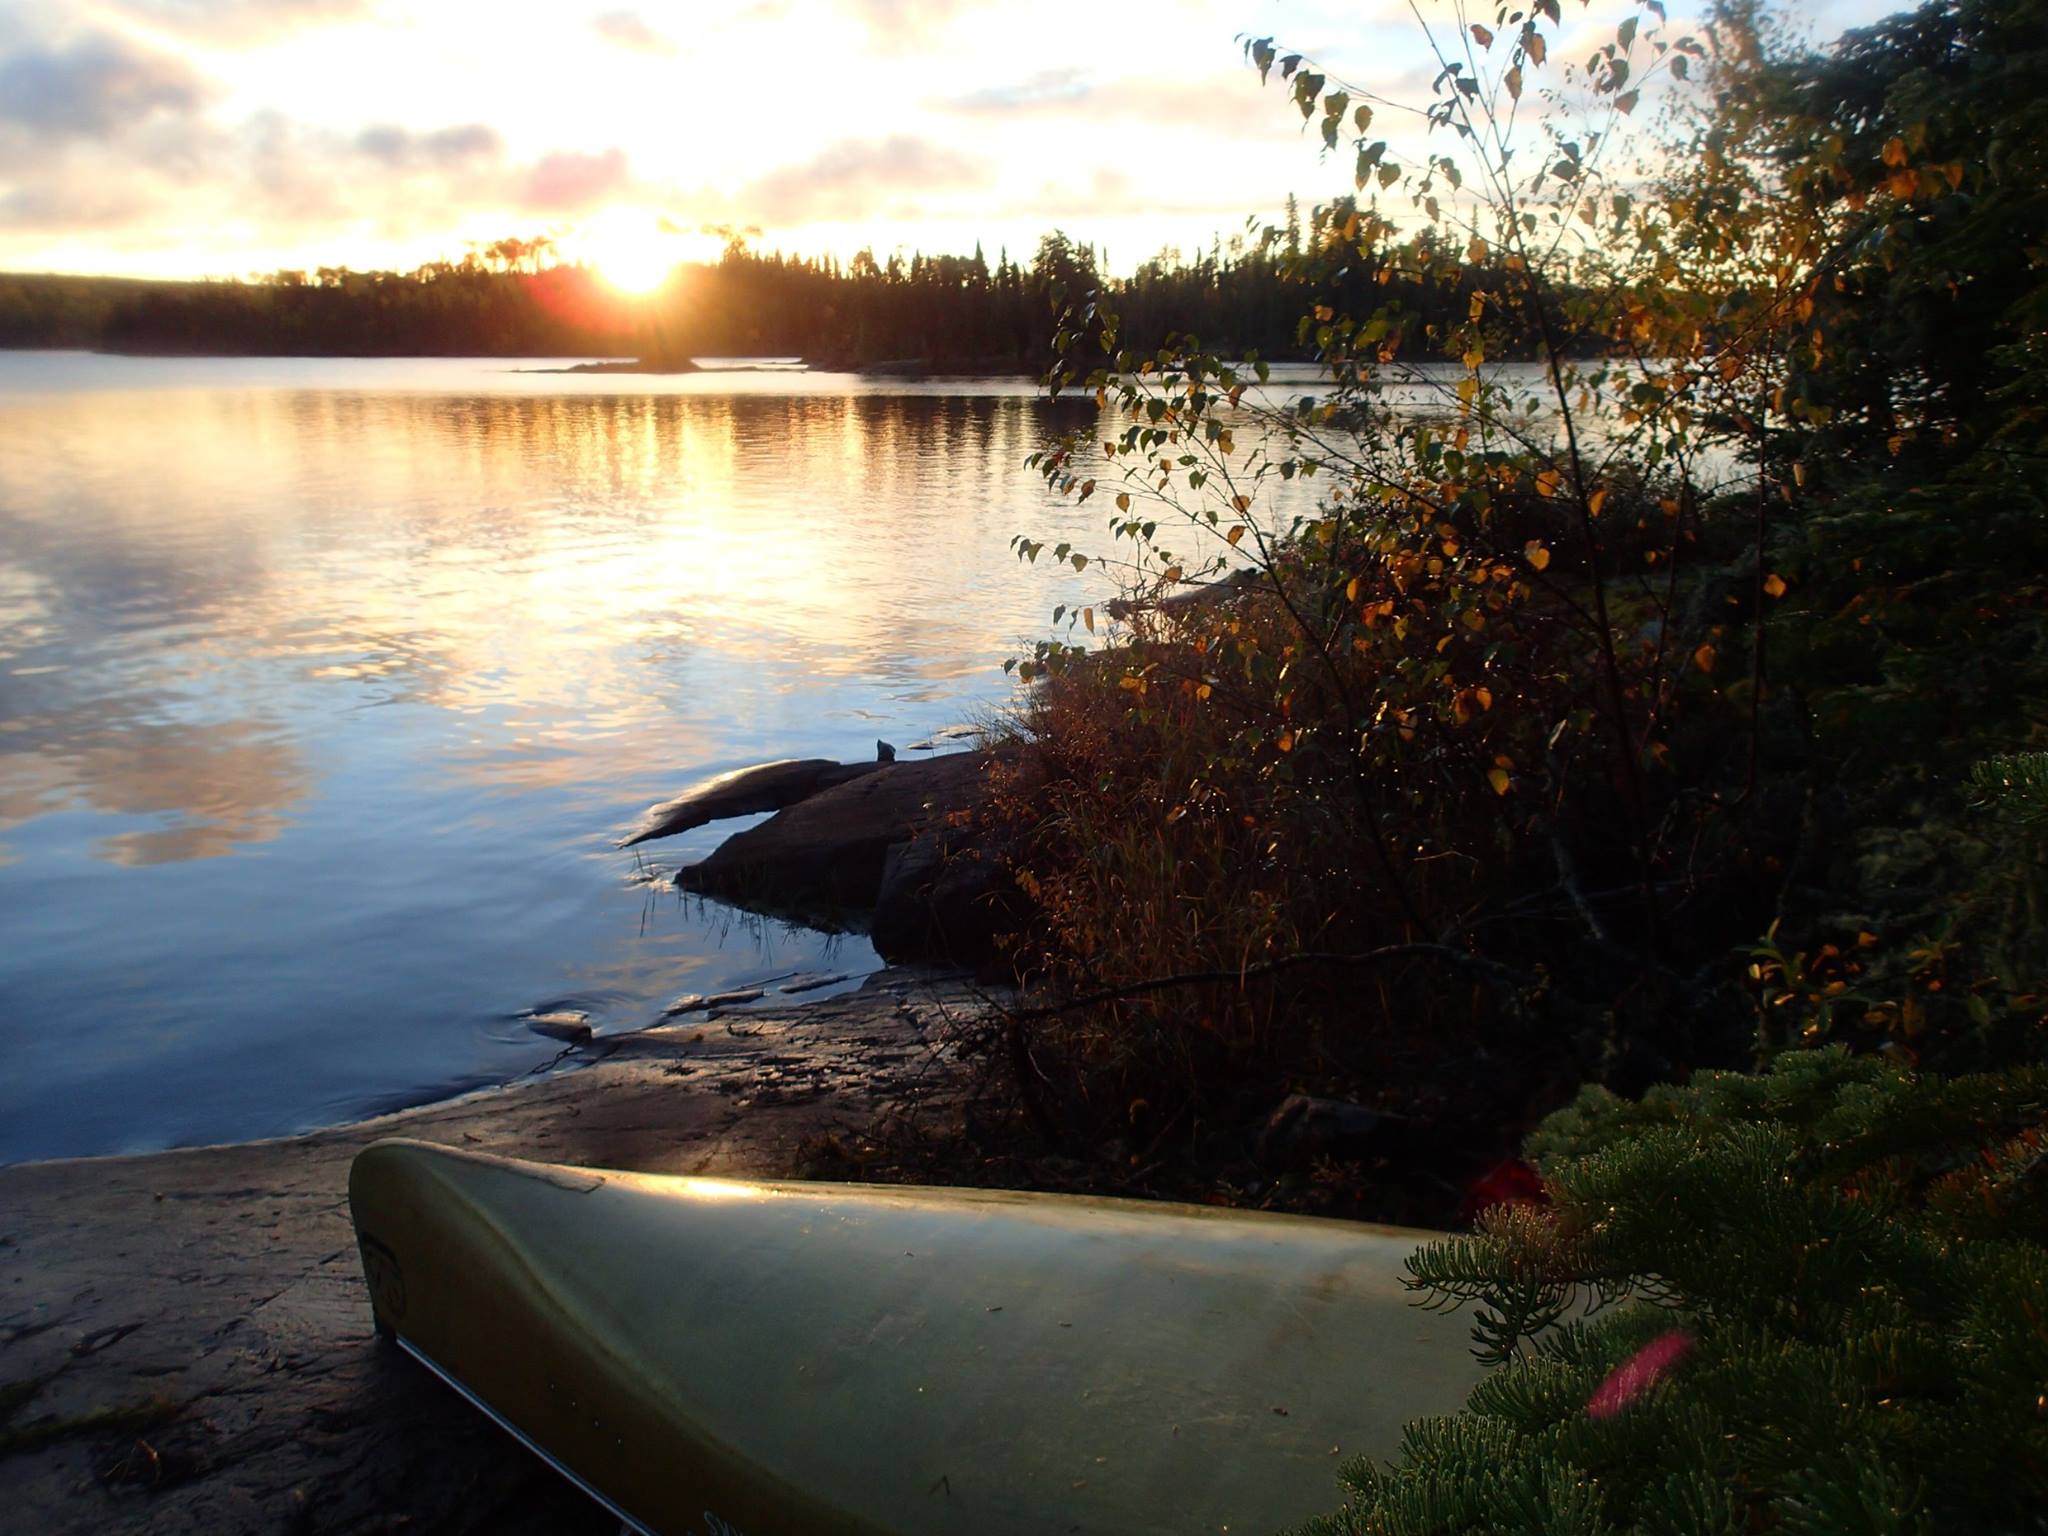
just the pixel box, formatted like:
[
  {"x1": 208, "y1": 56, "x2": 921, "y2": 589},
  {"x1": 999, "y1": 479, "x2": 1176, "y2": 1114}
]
[
  {"x1": 1294, "y1": 1047, "x2": 2048, "y2": 1534},
  {"x1": 988, "y1": 0, "x2": 2048, "y2": 1197}
]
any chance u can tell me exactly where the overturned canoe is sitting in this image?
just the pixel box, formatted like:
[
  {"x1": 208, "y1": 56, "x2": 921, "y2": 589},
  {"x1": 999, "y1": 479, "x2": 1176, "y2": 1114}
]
[{"x1": 348, "y1": 1139, "x2": 1479, "y2": 1536}]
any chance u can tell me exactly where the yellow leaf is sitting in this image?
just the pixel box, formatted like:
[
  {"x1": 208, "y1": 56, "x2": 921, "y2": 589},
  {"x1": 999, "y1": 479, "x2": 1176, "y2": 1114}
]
[
  {"x1": 1161, "y1": 564, "x2": 1183, "y2": 584},
  {"x1": 1346, "y1": 576, "x2": 1361, "y2": 601},
  {"x1": 1462, "y1": 608, "x2": 1486, "y2": 631},
  {"x1": 1226, "y1": 525, "x2": 1247, "y2": 547},
  {"x1": 1232, "y1": 494, "x2": 1252, "y2": 513},
  {"x1": 1082, "y1": 606, "x2": 1095, "y2": 633},
  {"x1": 1277, "y1": 730, "x2": 1294, "y2": 753},
  {"x1": 1881, "y1": 135, "x2": 1909, "y2": 168},
  {"x1": 1118, "y1": 675, "x2": 1147, "y2": 695},
  {"x1": 1694, "y1": 643, "x2": 1717, "y2": 674},
  {"x1": 1588, "y1": 486, "x2": 1609, "y2": 517},
  {"x1": 1471, "y1": 23, "x2": 1494, "y2": 46},
  {"x1": 1525, "y1": 32, "x2": 1546, "y2": 66},
  {"x1": 1535, "y1": 469, "x2": 1562, "y2": 498},
  {"x1": 1505, "y1": 64, "x2": 1522, "y2": 100},
  {"x1": 1452, "y1": 686, "x2": 1495, "y2": 725},
  {"x1": 1487, "y1": 767, "x2": 1511, "y2": 796},
  {"x1": 1195, "y1": 682, "x2": 1212, "y2": 701},
  {"x1": 1763, "y1": 573, "x2": 1787, "y2": 599},
  {"x1": 1525, "y1": 541, "x2": 1551, "y2": 571},
  {"x1": 1116, "y1": 492, "x2": 1131, "y2": 512}
]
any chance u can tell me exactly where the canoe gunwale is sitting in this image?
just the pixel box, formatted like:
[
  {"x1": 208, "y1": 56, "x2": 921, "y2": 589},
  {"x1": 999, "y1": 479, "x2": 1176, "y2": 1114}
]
[{"x1": 393, "y1": 1331, "x2": 659, "y2": 1536}]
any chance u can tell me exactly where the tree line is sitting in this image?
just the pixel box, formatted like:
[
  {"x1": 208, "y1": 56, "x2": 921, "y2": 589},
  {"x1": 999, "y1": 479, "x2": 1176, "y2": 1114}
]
[{"x1": 0, "y1": 213, "x2": 1569, "y2": 368}]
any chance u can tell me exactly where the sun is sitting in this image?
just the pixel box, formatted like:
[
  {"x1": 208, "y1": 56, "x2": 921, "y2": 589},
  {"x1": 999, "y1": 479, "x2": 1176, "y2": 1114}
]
[
  {"x1": 580, "y1": 210, "x2": 684, "y2": 295},
  {"x1": 596, "y1": 235, "x2": 674, "y2": 295}
]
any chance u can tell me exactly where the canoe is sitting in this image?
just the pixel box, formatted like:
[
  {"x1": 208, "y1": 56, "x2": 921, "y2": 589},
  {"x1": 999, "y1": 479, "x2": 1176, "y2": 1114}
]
[{"x1": 348, "y1": 1138, "x2": 1479, "y2": 1535}]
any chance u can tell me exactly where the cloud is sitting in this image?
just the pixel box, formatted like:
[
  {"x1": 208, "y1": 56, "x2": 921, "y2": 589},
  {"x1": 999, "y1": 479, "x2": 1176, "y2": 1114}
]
[
  {"x1": 354, "y1": 121, "x2": 504, "y2": 168},
  {"x1": 948, "y1": 68, "x2": 1090, "y2": 114},
  {"x1": 740, "y1": 134, "x2": 987, "y2": 225},
  {"x1": 0, "y1": 32, "x2": 209, "y2": 139},
  {"x1": 95, "y1": 0, "x2": 371, "y2": 45},
  {"x1": 942, "y1": 68, "x2": 1292, "y2": 137},
  {"x1": 1011, "y1": 165, "x2": 1259, "y2": 226},
  {"x1": 592, "y1": 9, "x2": 676, "y2": 55},
  {"x1": 521, "y1": 147, "x2": 633, "y2": 212},
  {"x1": 0, "y1": 178, "x2": 163, "y2": 232},
  {"x1": 843, "y1": 0, "x2": 972, "y2": 44}
]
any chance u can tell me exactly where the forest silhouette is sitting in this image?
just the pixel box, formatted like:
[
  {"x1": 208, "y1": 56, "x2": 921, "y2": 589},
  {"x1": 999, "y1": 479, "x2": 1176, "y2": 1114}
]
[{"x1": 0, "y1": 213, "x2": 1546, "y2": 370}]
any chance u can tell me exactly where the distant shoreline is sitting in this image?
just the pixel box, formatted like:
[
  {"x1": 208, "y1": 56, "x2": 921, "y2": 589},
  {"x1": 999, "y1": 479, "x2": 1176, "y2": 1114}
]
[{"x1": 0, "y1": 346, "x2": 1046, "y2": 378}]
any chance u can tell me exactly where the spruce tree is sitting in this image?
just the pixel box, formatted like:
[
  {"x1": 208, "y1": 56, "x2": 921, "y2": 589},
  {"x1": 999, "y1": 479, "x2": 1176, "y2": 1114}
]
[{"x1": 1294, "y1": 1048, "x2": 2048, "y2": 1535}]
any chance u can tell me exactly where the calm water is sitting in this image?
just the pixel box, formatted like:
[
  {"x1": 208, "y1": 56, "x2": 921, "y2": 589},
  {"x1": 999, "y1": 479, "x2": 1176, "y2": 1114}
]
[
  {"x1": 0, "y1": 354, "x2": 1160, "y2": 1162},
  {"x1": 0, "y1": 352, "x2": 1568, "y2": 1163}
]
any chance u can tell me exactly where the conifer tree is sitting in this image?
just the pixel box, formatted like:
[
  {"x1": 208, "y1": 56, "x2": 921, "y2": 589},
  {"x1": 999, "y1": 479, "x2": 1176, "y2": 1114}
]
[{"x1": 1296, "y1": 1048, "x2": 2048, "y2": 1535}]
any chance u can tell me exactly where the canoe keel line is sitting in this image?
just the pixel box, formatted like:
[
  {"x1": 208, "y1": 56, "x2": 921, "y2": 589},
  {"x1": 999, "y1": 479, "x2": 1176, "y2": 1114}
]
[{"x1": 348, "y1": 1138, "x2": 1478, "y2": 1535}]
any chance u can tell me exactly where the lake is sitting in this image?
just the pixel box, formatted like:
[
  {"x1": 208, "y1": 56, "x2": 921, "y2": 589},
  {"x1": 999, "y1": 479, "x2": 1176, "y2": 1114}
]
[
  {"x1": 0, "y1": 354, "x2": 1173, "y2": 1162},
  {"x1": 0, "y1": 353, "x2": 1572, "y2": 1163}
]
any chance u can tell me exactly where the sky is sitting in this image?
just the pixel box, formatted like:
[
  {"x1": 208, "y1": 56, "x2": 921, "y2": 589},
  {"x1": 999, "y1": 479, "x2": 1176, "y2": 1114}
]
[{"x1": 0, "y1": 0, "x2": 1902, "y2": 282}]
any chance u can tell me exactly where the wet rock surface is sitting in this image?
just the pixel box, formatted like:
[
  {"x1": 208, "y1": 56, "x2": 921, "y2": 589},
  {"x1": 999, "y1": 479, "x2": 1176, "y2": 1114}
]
[
  {"x1": 618, "y1": 758, "x2": 883, "y2": 848},
  {"x1": 0, "y1": 970, "x2": 997, "y2": 1534},
  {"x1": 675, "y1": 752, "x2": 1005, "y2": 953}
]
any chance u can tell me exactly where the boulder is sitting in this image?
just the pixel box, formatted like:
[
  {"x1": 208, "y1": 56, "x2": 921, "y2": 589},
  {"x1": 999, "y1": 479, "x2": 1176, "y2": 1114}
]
[
  {"x1": 675, "y1": 751, "x2": 996, "y2": 931},
  {"x1": 661, "y1": 988, "x2": 767, "y2": 1018},
  {"x1": 522, "y1": 1010, "x2": 593, "y2": 1044},
  {"x1": 871, "y1": 825, "x2": 1025, "y2": 964},
  {"x1": 1255, "y1": 1094, "x2": 1390, "y2": 1167},
  {"x1": 618, "y1": 758, "x2": 882, "y2": 847},
  {"x1": 1106, "y1": 567, "x2": 1261, "y2": 625}
]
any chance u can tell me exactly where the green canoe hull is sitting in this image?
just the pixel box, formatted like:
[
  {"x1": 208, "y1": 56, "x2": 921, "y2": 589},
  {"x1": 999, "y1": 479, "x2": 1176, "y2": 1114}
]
[{"x1": 348, "y1": 1138, "x2": 1479, "y2": 1535}]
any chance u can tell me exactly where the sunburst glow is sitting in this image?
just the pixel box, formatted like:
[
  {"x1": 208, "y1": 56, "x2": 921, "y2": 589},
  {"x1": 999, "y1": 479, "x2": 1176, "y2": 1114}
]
[{"x1": 576, "y1": 211, "x2": 705, "y2": 295}]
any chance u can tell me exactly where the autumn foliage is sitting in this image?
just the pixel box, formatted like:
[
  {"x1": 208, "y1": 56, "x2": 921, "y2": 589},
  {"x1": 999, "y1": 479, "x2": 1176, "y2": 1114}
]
[{"x1": 988, "y1": 0, "x2": 2048, "y2": 1218}]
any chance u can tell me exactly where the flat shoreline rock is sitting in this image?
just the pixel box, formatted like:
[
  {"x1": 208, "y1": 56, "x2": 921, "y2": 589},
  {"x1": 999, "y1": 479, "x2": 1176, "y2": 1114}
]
[{"x1": 0, "y1": 970, "x2": 995, "y2": 1535}]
